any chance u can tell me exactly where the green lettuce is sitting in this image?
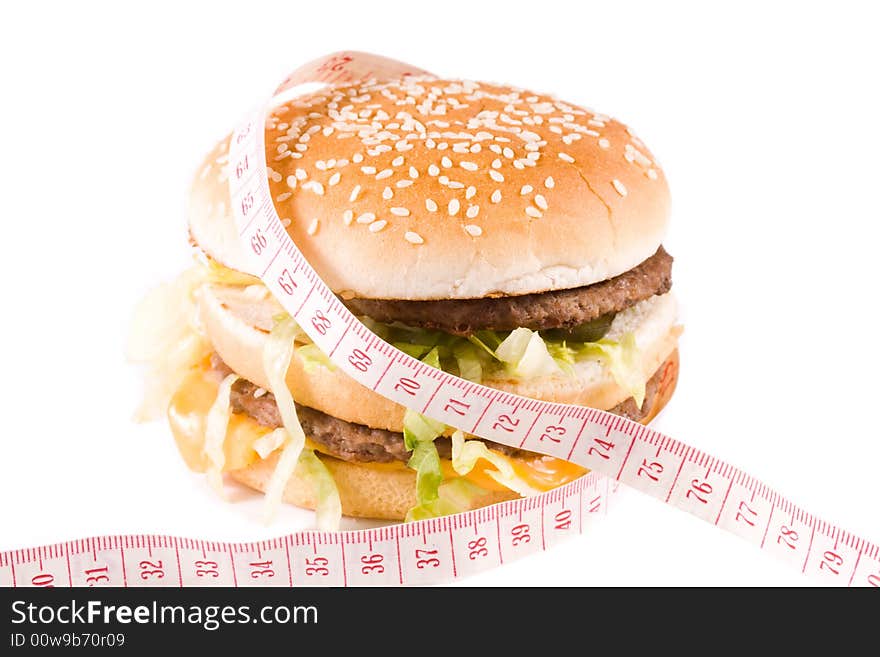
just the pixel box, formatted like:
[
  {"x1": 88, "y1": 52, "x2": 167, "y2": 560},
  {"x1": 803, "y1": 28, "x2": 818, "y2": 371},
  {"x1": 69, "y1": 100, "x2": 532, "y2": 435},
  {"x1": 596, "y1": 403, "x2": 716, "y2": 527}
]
[
  {"x1": 405, "y1": 479, "x2": 492, "y2": 522},
  {"x1": 450, "y1": 430, "x2": 541, "y2": 497},
  {"x1": 295, "y1": 344, "x2": 336, "y2": 373},
  {"x1": 407, "y1": 439, "x2": 443, "y2": 508},
  {"x1": 296, "y1": 449, "x2": 342, "y2": 531},
  {"x1": 577, "y1": 333, "x2": 644, "y2": 408}
]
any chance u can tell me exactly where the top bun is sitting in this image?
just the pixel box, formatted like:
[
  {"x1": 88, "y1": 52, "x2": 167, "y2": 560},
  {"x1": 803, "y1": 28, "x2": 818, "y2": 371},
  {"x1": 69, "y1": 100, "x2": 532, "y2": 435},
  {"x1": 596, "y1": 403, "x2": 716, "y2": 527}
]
[{"x1": 189, "y1": 77, "x2": 670, "y2": 300}]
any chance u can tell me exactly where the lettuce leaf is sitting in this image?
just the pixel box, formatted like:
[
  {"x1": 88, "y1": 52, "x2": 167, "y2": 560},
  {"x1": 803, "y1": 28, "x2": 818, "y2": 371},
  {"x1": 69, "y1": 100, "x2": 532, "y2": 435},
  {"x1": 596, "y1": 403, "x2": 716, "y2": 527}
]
[
  {"x1": 451, "y1": 430, "x2": 541, "y2": 497},
  {"x1": 577, "y1": 332, "x2": 644, "y2": 408},
  {"x1": 452, "y1": 341, "x2": 484, "y2": 382},
  {"x1": 203, "y1": 373, "x2": 238, "y2": 498},
  {"x1": 202, "y1": 257, "x2": 264, "y2": 287},
  {"x1": 295, "y1": 343, "x2": 336, "y2": 373},
  {"x1": 296, "y1": 449, "x2": 342, "y2": 531},
  {"x1": 407, "y1": 439, "x2": 443, "y2": 508},
  {"x1": 127, "y1": 267, "x2": 212, "y2": 421},
  {"x1": 261, "y1": 315, "x2": 309, "y2": 523},
  {"x1": 402, "y1": 408, "x2": 445, "y2": 451},
  {"x1": 495, "y1": 327, "x2": 561, "y2": 378},
  {"x1": 252, "y1": 427, "x2": 287, "y2": 459},
  {"x1": 405, "y1": 479, "x2": 491, "y2": 522}
]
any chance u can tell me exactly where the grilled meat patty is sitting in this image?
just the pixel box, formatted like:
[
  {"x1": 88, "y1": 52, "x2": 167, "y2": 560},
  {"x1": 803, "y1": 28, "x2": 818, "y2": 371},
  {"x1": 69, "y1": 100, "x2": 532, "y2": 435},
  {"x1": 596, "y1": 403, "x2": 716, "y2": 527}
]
[
  {"x1": 228, "y1": 362, "x2": 666, "y2": 464},
  {"x1": 343, "y1": 246, "x2": 672, "y2": 335}
]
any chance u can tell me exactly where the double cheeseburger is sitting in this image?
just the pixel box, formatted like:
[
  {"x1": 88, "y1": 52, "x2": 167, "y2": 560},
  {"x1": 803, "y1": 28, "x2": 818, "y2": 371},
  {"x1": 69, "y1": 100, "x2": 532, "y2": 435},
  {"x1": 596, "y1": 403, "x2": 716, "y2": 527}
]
[{"x1": 135, "y1": 75, "x2": 681, "y2": 524}]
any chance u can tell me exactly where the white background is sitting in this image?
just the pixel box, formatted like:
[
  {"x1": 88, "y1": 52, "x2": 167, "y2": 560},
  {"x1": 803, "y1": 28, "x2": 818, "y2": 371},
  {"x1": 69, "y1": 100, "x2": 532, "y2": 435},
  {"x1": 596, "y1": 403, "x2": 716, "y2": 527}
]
[{"x1": 2, "y1": 1, "x2": 878, "y2": 586}]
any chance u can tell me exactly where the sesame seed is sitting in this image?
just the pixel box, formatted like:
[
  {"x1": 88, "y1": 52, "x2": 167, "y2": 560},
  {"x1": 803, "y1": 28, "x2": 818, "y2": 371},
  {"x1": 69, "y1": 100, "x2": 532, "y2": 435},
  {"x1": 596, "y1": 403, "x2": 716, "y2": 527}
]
[
  {"x1": 466, "y1": 204, "x2": 480, "y2": 218},
  {"x1": 316, "y1": 160, "x2": 327, "y2": 171},
  {"x1": 464, "y1": 224, "x2": 482, "y2": 237},
  {"x1": 352, "y1": 153, "x2": 364, "y2": 163},
  {"x1": 409, "y1": 166, "x2": 419, "y2": 178},
  {"x1": 392, "y1": 155, "x2": 404, "y2": 166},
  {"x1": 647, "y1": 169, "x2": 659, "y2": 180},
  {"x1": 489, "y1": 170, "x2": 504, "y2": 183},
  {"x1": 253, "y1": 387, "x2": 267, "y2": 398},
  {"x1": 368, "y1": 220, "x2": 387, "y2": 233},
  {"x1": 343, "y1": 210, "x2": 354, "y2": 225},
  {"x1": 307, "y1": 218, "x2": 319, "y2": 235},
  {"x1": 376, "y1": 169, "x2": 393, "y2": 180},
  {"x1": 534, "y1": 194, "x2": 548, "y2": 211},
  {"x1": 441, "y1": 156, "x2": 453, "y2": 168},
  {"x1": 598, "y1": 138, "x2": 610, "y2": 149},
  {"x1": 295, "y1": 168, "x2": 307, "y2": 180},
  {"x1": 492, "y1": 158, "x2": 502, "y2": 169},
  {"x1": 466, "y1": 186, "x2": 476, "y2": 200},
  {"x1": 460, "y1": 161, "x2": 478, "y2": 171},
  {"x1": 491, "y1": 189, "x2": 502, "y2": 203},
  {"x1": 520, "y1": 185, "x2": 533, "y2": 196},
  {"x1": 559, "y1": 152, "x2": 575, "y2": 163},
  {"x1": 361, "y1": 166, "x2": 376, "y2": 174},
  {"x1": 328, "y1": 172, "x2": 341, "y2": 186},
  {"x1": 428, "y1": 164, "x2": 440, "y2": 176},
  {"x1": 349, "y1": 185, "x2": 361, "y2": 202},
  {"x1": 276, "y1": 192, "x2": 292, "y2": 202},
  {"x1": 397, "y1": 179, "x2": 414, "y2": 188},
  {"x1": 281, "y1": 218, "x2": 292, "y2": 227},
  {"x1": 438, "y1": 175, "x2": 450, "y2": 185},
  {"x1": 525, "y1": 206, "x2": 543, "y2": 218},
  {"x1": 513, "y1": 160, "x2": 525, "y2": 170},
  {"x1": 545, "y1": 176, "x2": 555, "y2": 189},
  {"x1": 383, "y1": 186, "x2": 393, "y2": 200},
  {"x1": 303, "y1": 181, "x2": 324, "y2": 195},
  {"x1": 426, "y1": 199, "x2": 438, "y2": 212},
  {"x1": 357, "y1": 212, "x2": 376, "y2": 224},
  {"x1": 286, "y1": 175, "x2": 297, "y2": 189},
  {"x1": 390, "y1": 207, "x2": 410, "y2": 216},
  {"x1": 448, "y1": 199, "x2": 460, "y2": 216},
  {"x1": 405, "y1": 231, "x2": 424, "y2": 244},
  {"x1": 502, "y1": 147, "x2": 514, "y2": 159},
  {"x1": 612, "y1": 179, "x2": 628, "y2": 196}
]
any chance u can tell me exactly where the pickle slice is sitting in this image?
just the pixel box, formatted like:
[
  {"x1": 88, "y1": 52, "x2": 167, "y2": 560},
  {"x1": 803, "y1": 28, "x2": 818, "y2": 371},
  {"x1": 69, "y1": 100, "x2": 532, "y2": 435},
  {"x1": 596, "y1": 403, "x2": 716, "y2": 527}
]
[{"x1": 541, "y1": 313, "x2": 615, "y2": 343}]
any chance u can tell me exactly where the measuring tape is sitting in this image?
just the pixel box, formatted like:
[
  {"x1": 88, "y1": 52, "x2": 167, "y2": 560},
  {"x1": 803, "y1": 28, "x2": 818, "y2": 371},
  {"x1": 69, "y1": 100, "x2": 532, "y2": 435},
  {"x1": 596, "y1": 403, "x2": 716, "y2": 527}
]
[{"x1": 2, "y1": 52, "x2": 878, "y2": 588}]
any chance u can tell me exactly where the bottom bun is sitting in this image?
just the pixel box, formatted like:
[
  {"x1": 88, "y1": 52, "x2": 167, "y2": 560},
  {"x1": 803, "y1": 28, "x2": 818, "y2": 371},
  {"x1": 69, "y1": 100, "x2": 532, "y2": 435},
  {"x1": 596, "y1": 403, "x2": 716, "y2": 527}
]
[
  {"x1": 230, "y1": 457, "x2": 521, "y2": 521},
  {"x1": 230, "y1": 350, "x2": 679, "y2": 521}
]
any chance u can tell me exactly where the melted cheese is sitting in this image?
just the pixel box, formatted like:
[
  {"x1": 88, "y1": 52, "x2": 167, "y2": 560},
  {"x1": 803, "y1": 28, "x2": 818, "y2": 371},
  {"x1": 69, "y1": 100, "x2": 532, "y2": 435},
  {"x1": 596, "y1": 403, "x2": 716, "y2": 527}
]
[
  {"x1": 167, "y1": 366, "x2": 271, "y2": 473},
  {"x1": 167, "y1": 365, "x2": 586, "y2": 493}
]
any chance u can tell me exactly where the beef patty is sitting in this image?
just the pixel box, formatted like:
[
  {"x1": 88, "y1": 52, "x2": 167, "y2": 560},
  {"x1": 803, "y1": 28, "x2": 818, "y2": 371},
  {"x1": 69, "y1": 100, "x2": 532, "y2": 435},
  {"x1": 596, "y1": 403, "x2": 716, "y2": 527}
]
[
  {"x1": 228, "y1": 361, "x2": 667, "y2": 465},
  {"x1": 343, "y1": 246, "x2": 672, "y2": 335}
]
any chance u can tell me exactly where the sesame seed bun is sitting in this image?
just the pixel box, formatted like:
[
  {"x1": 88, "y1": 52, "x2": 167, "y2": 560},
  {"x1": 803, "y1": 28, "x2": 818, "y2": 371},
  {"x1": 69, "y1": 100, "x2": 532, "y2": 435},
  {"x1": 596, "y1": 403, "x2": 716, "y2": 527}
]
[
  {"x1": 196, "y1": 282, "x2": 680, "y2": 433},
  {"x1": 228, "y1": 351, "x2": 678, "y2": 521},
  {"x1": 189, "y1": 77, "x2": 670, "y2": 300}
]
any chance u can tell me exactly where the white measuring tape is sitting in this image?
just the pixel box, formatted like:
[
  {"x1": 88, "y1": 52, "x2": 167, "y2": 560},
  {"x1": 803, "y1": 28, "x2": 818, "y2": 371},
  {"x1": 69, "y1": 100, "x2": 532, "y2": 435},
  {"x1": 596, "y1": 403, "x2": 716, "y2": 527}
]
[{"x1": 2, "y1": 52, "x2": 877, "y2": 588}]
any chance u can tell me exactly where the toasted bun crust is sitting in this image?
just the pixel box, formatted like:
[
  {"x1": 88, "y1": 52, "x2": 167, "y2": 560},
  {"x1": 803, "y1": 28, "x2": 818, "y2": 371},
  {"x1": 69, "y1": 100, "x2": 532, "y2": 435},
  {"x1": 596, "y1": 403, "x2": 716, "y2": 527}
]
[
  {"x1": 228, "y1": 352, "x2": 678, "y2": 520},
  {"x1": 189, "y1": 77, "x2": 669, "y2": 300},
  {"x1": 197, "y1": 282, "x2": 680, "y2": 432}
]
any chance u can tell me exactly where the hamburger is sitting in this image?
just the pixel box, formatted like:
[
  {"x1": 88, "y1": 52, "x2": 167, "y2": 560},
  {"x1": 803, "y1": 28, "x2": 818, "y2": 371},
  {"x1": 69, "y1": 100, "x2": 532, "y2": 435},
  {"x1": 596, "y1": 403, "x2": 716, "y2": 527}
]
[{"x1": 130, "y1": 75, "x2": 681, "y2": 526}]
